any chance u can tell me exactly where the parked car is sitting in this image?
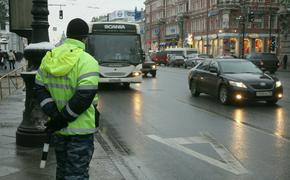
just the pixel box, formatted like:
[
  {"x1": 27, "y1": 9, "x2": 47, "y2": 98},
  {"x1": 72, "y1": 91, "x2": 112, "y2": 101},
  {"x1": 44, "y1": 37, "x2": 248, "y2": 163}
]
[
  {"x1": 141, "y1": 59, "x2": 157, "y2": 77},
  {"x1": 188, "y1": 58, "x2": 283, "y2": 105},
  {"x1": 167, "y1": 54, "x2": 185, "y2": 67},
  {"x1": 198, "y1": 54, "x2": 213, "y2": 58},
  {"x1": 151, "y1": 51, "x2": 169, "y2": 65},
  {"x1": 165, "y1": 48, "x2": 198, "y2": 60},
  {"x1": 184, "y1": 56, "x2": 205, "y2": 68},
  {"x1": 246, "y1": 53, "x2": 280, "y2": 73},
  {"x1": 215, "y1": 55, "x2": 237, "y2": 59}
]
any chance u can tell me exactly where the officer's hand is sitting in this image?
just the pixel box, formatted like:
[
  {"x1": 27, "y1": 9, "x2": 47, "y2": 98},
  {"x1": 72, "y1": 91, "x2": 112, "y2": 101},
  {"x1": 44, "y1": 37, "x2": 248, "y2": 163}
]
[{"x1": 45, "y1": 117, "x2": 68, "y2": 133}]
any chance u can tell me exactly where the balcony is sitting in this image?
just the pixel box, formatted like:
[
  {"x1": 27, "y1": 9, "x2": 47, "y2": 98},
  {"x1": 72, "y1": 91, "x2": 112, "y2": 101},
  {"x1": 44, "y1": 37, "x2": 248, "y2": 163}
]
[{"x1": 217, "y1": 0, "x2": 240, "y2": 10}]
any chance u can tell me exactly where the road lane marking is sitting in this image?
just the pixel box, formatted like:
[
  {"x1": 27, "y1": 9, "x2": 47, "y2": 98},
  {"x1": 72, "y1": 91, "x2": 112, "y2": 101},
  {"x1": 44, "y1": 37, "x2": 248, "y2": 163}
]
[{"x1": 147, "y1": 134, "x2": 249, "y2": 175}]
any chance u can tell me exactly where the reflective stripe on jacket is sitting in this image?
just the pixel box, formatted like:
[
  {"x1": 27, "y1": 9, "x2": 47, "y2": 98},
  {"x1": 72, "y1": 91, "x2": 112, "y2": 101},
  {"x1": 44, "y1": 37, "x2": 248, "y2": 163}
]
[{"x1": 35, "y1": 38, "x2": 99, "y2": 135}]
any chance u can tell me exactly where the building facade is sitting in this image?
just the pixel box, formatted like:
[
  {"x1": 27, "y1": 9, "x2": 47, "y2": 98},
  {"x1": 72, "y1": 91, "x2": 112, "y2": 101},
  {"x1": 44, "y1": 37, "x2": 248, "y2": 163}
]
[
  {"x1": 108, "y1": 10, "x2": 136, "y2": 22},
  {"x1": 0, "y1": 21, "x2": 25, "y2": 52},
  {"x1": 91, "y1": 9, "x2": 146, "y2": 50},
  {"x1": 144, "y1": 0, "x2": 282, "y2": 57}
]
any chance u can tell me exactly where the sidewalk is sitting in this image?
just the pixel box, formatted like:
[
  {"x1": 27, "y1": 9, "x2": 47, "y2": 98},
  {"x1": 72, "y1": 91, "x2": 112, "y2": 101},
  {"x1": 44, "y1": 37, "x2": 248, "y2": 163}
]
[{"x1": 0, "y1": 89, "x2": 125, "y2": 180}]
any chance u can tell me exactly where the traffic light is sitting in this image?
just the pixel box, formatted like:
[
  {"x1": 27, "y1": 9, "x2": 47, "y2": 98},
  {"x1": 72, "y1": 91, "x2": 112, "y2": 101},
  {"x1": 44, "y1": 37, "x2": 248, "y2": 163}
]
[
  {"x1": 248, "y1": 12, "x2": 254, "y2": 22},
  {"x1": 59, "y1": 10, "x2": 63, "y2": 19},
  {"x1": 270, "y1": 36, "x2": 276, "y2": 51}
]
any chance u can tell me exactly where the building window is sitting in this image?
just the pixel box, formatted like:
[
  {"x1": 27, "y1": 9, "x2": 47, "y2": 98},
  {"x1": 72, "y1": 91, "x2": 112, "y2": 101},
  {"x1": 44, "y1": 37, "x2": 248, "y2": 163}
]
[
  {"x1": 0, "y1": 22, "x2": 5, "y2": 30},
  {"x1": 253, "y1": 18, "x2": 264, "y2": 29},
  {"x1": 270, "y1": 15, "x2": 277, "y2": 29},
  {"x1": 255, "y1": 39, "x2": 263, "y2": 52}
]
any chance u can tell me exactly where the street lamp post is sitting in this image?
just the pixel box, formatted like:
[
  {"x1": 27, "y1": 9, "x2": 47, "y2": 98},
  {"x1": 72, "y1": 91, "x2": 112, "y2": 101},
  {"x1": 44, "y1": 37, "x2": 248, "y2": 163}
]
[
  {"x1": 237, "y1": 15, "x2": 246, "y2": 58},
  {"x1": 206, "y1": 0, "x2": 210, "y2": 55},
  {"x1": 157, "y1": 19, "x2": 165, "y2": 51},
  {"x1": 269, "y1": 6, "x2": 273, "y2": 53},
  {"x1": 177, "y1": 14, "x2": 184, "y2": 48},
  {"x1": 16, "y1": 0, "x2": 53, "y2": 147}
]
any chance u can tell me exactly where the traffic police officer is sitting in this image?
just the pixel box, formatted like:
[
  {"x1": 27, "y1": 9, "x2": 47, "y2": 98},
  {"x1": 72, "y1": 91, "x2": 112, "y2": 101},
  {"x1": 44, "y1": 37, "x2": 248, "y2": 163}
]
[{"x1": 35, "y1": 18, "x2": 99, "y2": 180}]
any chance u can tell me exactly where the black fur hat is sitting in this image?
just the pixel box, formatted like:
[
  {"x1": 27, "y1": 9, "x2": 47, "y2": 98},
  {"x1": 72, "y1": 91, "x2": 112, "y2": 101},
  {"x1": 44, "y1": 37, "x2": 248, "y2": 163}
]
[{"x1": 66, "y1": 18, "x2": 89, "y2": 38}]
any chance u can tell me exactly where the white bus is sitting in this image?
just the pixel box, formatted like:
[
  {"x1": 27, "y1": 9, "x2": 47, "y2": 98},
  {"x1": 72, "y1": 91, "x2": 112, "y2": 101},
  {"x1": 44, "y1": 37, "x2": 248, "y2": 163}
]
[
  {"x1": 86, "y1": 22, "x2": 144, "y2": 88},
  {"x1": 165, "y1": 48, "x2": 198, "y2": 59}
]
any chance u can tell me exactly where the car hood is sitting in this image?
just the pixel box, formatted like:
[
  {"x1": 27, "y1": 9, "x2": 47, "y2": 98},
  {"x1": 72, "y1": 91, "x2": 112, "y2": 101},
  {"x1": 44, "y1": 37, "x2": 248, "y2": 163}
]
[{"x1": 222, "y1": 73, "x2": 275, "y2": 83}]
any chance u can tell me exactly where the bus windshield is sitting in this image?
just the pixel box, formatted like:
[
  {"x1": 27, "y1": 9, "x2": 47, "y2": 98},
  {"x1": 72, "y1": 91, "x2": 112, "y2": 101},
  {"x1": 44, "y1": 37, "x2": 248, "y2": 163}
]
[{"x1": 86, "y1": 34, "x2": 142, "y2": 64}]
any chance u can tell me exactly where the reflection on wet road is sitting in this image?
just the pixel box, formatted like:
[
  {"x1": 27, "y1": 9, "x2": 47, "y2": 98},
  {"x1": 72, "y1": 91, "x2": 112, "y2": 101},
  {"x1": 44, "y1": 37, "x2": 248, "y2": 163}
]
[{"x1": 98, "y1": 68, "x2": 290, "y2": 180}]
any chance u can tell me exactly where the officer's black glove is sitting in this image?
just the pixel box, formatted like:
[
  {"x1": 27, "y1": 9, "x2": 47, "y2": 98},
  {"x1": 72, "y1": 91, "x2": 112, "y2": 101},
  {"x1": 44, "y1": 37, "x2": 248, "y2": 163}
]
[{"x1": 45, "y1": 115, "x2": 68, "y2": 133}]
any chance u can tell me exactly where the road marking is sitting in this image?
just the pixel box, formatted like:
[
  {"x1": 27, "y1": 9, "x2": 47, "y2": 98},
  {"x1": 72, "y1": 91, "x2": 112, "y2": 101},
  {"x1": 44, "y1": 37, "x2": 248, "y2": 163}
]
[{"x1": 147, "y1": 133, "x2": 249, "y2": 175}]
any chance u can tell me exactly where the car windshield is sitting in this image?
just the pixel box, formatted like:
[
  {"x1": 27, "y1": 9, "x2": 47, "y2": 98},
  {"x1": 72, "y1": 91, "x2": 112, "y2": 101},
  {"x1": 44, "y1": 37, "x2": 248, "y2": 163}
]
[
  {"x1": 187, "y1": 50, "x2": 198, "y2": 56},
  {"x1": 219, "y1": 61, "x2": 262, "y2": 74},
  {"x1": 86, "y1": 34, "x2": 142, "y2": 64}
]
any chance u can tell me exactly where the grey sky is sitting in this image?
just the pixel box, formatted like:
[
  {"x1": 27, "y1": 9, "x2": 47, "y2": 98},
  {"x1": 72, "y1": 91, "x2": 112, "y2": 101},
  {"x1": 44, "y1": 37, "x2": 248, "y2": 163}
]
[{"x1": 48, "y1": 0, "x2": 145, "y2": 44}]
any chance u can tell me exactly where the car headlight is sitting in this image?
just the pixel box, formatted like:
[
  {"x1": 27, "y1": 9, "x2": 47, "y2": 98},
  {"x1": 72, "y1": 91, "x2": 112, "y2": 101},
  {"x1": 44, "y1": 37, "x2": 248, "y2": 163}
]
[
  {"x1": 275, "y1": 81, "x2": 282, "y2": 88},
  {"x1": 132, "y1": 71, "x2": 141, "y2": 77},
  {"x1": 152, "y1": 65, "x2": 156, "y2": 69},
  {"x1": 229, "y1": 81, "x2": 247, "y2": 88}
]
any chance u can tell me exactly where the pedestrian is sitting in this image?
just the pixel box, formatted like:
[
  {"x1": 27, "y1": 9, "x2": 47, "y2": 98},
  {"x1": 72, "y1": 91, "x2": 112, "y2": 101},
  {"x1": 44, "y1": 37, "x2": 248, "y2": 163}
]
[
  {"x1": 7, "y1": 50, "x2": 16, "y2": 70},
  {"x1": 283, "y1": 54, "x2": 288, "y2": 70},
  {"x1": 0, "y1": 49, "x2": 4, "y2": 70},
  {"x1": 15, "y1": 51, "x2": 24, "y2": 62},
  {"x1": 34, "y1": 18, "x2": 99, "y2": 180}
]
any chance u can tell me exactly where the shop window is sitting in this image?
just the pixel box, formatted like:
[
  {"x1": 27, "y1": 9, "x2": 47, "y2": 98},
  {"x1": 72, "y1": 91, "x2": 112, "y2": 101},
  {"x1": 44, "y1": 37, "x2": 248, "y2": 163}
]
[
  {"x1": 244, "y1": 39, "x2": 250, "y2": 54},
  {"x1": 230, "y1": 38, "x2": 236, "y2": 54},
  {"x1": 255, "y1": 39, "x2": 263, "y2": 52}
]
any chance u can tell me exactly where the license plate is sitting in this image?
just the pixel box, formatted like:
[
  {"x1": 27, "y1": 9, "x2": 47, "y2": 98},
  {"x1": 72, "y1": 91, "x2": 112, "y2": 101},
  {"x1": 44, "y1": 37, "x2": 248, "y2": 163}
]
[
  {"x1": 109, "y1": 79, "x2": 121, "y2": 82},
  {"x1": 256, "y1": 91, "x2": 272, "y2": 97}
]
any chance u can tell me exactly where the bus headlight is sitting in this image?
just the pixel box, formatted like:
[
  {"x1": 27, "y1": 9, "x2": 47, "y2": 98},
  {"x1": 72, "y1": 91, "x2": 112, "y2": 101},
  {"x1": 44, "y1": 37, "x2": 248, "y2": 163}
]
[{"x1": 132, "y1": 71, "x2": 141, "y2": 77}]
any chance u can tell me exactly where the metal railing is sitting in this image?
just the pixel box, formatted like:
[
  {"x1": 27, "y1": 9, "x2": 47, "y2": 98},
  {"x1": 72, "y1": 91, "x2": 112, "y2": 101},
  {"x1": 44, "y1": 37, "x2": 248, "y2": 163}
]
[{"x1": 0, "y1": 65, "x2": 27, "y2": 100}]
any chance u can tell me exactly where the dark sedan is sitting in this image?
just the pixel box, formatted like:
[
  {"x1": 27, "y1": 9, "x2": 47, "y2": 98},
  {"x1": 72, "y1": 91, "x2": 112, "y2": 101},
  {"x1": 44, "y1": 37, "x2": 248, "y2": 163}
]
[
  {"x1": 246, "y1": 53, "x2": 280, "y2": 73},
  {"x1": 188, "y1": 59, "x2": 283, "y2": 105},
  {"x1": 141, "y1": 59, "x2": 157, "y2": 77}
]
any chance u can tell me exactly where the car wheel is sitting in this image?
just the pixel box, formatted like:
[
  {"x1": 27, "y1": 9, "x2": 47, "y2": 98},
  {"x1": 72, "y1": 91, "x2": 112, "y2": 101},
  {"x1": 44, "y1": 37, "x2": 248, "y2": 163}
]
[
  {"x1": 266, "y1": 100, "x2": 278, "y2": 105},
  {"x1": 190, "y1": 80, "x2": 200, "y2": 97},
  {"x1": 151, "y1": 71, "x2": 156, "y2": 78},
  {"x1": 219, "y1": 85, "x2": 230, "y2": 105}
]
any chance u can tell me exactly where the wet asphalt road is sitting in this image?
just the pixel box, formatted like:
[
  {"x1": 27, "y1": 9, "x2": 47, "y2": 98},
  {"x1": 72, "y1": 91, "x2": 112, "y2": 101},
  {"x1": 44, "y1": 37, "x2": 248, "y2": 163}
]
[{"x1": 97, "y1": 67, "x2": 290, "y2": 180}]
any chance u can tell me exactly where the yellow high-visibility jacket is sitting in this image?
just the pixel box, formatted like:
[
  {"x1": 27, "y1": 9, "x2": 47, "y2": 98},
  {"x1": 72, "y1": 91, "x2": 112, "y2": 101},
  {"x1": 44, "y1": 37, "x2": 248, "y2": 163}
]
[{"x1": 35, "y1": 38, "x2": 99, "y2": 135}]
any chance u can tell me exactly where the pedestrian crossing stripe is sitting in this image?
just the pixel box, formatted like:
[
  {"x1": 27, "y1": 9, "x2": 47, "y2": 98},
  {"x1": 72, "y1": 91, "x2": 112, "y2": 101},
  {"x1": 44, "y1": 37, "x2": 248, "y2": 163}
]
[{"x1": 147, "y1": 133, "x2": 249, "y2": 175}]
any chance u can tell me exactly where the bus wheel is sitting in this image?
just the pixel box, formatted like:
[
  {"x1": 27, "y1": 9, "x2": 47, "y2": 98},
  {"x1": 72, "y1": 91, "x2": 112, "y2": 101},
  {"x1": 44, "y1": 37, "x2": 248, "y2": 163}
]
[{"x1": 151, "y1": 71, "x2": 156, "y2": 78}]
